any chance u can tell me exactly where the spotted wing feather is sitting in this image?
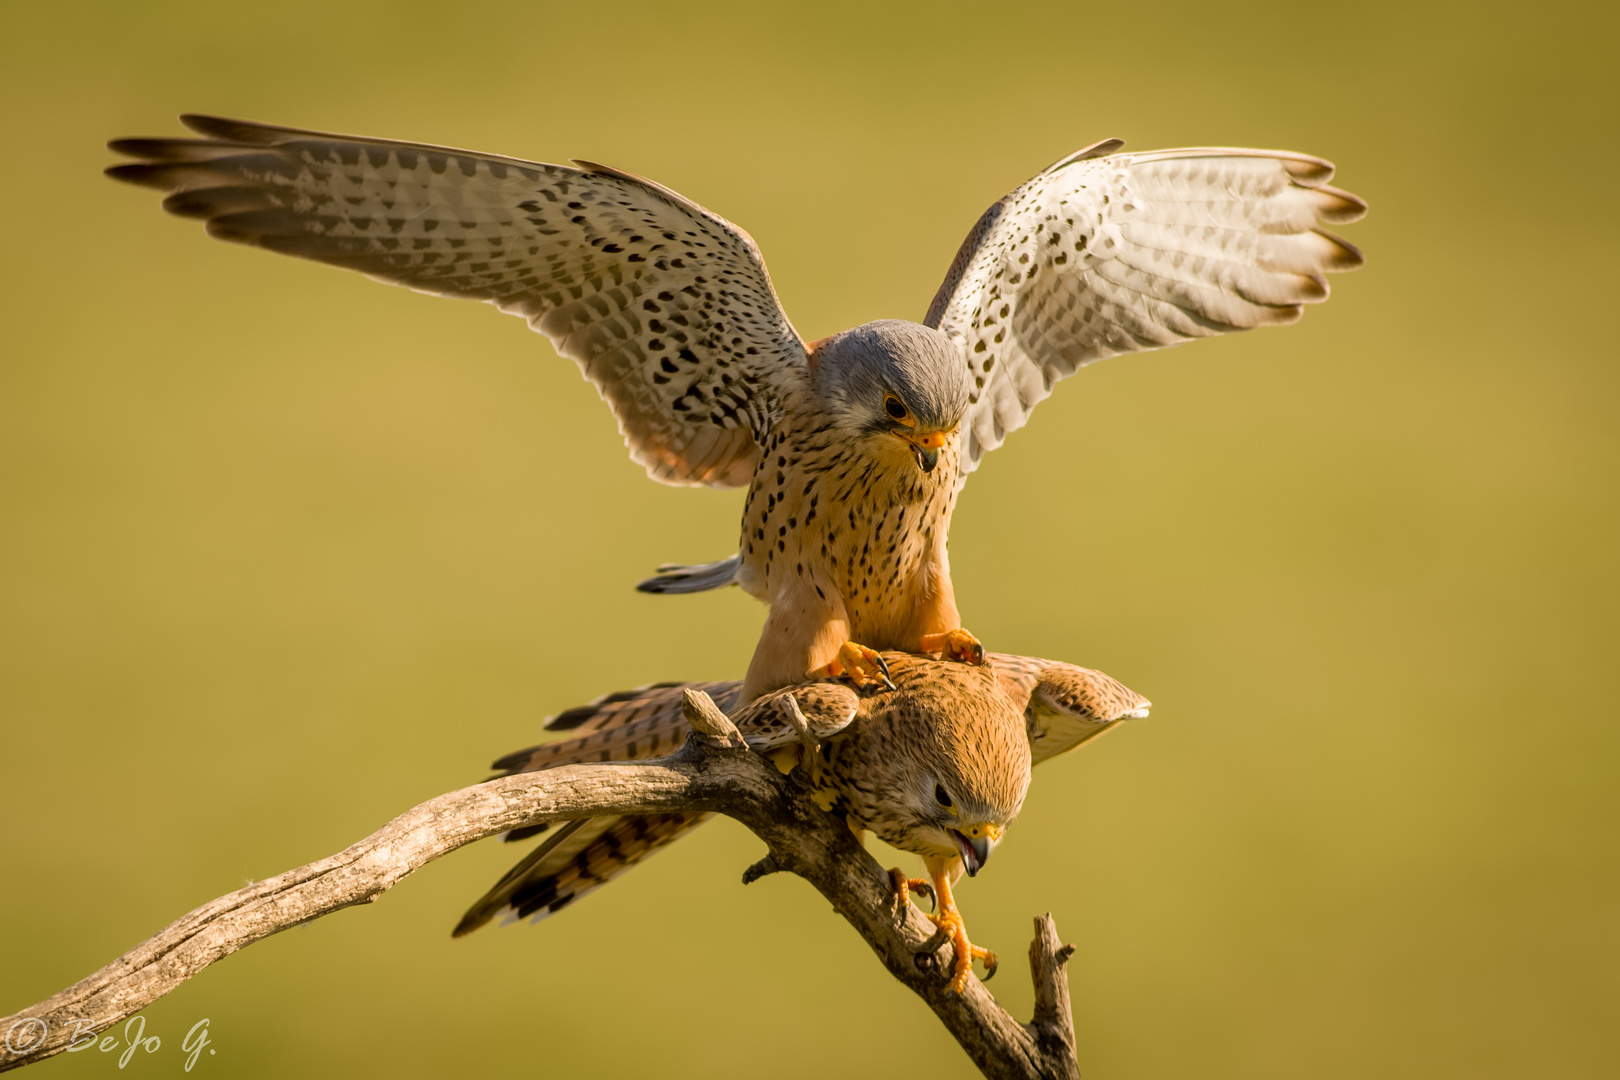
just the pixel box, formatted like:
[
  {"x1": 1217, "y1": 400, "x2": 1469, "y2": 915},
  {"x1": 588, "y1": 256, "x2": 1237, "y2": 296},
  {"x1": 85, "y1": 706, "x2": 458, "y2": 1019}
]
[
  {"x1": 108, "y1": 115, "x2": 807, "y2": 487},
  {"x1": 985, "y1": 652, "x2": 1149, "y2": 766},
  {"x1": 729, "y1": 682, "x2": 862, "y2": 750},
  {"x1": 925, "y1": 144, "x2": 1366, "y2": 483}
]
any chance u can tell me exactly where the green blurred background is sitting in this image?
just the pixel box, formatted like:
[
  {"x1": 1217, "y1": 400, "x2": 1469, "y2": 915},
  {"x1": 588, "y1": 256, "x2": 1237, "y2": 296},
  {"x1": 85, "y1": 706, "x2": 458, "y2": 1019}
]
[{"x1": 2, "y1": 0, "x2": 1615, "y2": 1076}]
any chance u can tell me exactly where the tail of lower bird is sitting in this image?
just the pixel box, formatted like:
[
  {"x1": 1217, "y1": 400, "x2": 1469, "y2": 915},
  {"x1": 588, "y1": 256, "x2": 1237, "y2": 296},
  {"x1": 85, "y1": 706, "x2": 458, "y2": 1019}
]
[
  {"x1": 635, "y1": 554, "x2": 740, "y2": 594},
  {"x1": 454, "y1": 679, "x2": 743, "y2": 937}
]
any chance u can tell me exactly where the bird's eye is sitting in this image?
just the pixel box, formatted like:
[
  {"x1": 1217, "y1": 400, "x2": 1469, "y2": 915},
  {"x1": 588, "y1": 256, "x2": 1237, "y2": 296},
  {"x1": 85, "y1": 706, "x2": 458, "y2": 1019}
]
[
  {"x1": 884, "y1": 396, "x2": 910, "y2": 421},
  {"x1": 934, "y1": 783, "x2": 953, "y2": 808}
]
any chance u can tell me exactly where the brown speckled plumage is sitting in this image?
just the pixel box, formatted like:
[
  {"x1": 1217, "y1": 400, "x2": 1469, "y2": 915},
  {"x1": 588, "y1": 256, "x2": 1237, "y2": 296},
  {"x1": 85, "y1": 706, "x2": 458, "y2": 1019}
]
[
  {"x1": 108, "y1": 117, "x2": 1363, "y2": 700},
  {"x1": 735, "y1": 324, "x2": 971, "y2": 696},
  {"x1": 453, "y1": 652, "x2": 1148, "y2": 937},
  {"x1": 745, "y1": 657, "x2": 1029, "y2": 866}
]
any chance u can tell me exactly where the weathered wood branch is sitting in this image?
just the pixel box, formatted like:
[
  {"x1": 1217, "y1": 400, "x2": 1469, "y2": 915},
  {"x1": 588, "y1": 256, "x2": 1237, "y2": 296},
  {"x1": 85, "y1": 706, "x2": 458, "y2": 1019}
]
[{"x1": 1, "y1": 692, "x2": 1079, "y2": 1078}]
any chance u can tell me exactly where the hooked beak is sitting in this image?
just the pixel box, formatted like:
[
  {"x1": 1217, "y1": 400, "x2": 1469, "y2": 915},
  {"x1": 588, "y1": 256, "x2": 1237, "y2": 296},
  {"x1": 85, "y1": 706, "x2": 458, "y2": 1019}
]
[
  {"x1": 892, "y1": 427, "x2": 950, "y2": 474},
  {"x1": 950, "y1": 826, "x2": 998, "y2": 877}
]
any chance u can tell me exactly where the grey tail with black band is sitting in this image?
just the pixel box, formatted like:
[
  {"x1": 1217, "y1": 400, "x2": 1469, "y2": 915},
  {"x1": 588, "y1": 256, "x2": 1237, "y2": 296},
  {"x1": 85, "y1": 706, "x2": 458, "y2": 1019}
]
[{"x1": 635, "y1": 554, "x2": 741, "y2": 594}]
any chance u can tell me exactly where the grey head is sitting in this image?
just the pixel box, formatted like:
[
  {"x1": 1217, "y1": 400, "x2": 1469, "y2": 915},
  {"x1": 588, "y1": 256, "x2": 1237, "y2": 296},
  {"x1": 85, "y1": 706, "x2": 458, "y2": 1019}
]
[{"x1": 809, "y1": 320, "x2": 971, "y2": 473}]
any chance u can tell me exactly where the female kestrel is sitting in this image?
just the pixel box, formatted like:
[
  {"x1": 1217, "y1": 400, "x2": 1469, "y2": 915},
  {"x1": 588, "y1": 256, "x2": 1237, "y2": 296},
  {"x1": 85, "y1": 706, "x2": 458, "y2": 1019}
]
[
  {"x1": 109, "y1": 118, "x2": 1364, "y2": 700},
  {"x1": 453, "y1": 651, "x2": 1150, "y2": 993}
]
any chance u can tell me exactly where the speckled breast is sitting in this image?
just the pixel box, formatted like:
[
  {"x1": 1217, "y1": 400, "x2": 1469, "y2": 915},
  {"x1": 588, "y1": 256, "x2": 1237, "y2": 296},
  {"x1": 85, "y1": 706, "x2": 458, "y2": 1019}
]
[{"x1": 738, "y1": 415, "x2": 960, "y2": 643}]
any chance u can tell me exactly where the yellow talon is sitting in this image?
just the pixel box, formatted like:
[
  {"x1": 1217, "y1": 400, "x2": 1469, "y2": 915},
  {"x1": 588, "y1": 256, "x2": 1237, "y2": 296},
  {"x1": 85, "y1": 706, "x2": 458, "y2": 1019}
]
[
  {"x1": 889, "y1": 867, "x2": 935, "y2": 914},
  {"x1": 918, "y1": 627, "x2": 985, "y2": 666},
  {"x1": 890, "y1": 859, "x2": 995, "y2": 994},
  {"x1": 813, "y1": 641, "x2": 896, "y2": 691},
  {"x1": 926, "y1": 906, "x2": 998, "y2": 993}
]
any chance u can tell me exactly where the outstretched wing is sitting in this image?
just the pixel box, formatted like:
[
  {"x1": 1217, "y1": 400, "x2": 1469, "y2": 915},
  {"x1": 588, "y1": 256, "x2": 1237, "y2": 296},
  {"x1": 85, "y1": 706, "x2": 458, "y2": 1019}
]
[
  {"x1": 925, "y1": 141, "x2": 1366, "y2": 483},
  {"x1": 108, "y1": 115, "x2": 808, "y2": 488},
  {"x1": 987, "y1": 652, "x2": 1151, "y2": 766}
]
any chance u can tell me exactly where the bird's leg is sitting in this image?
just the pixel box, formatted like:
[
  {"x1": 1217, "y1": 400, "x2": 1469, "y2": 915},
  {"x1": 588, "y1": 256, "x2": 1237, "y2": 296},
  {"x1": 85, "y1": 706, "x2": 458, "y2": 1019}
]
[
  {"x1": 920, "y1": 857, "x2": 997, "y2": 993},
  {"x1": 909, "y1": 551, "x2": 980, "y2": 665},
  {"x1": 917, "y1": 627, "x2": 985, "y2": 666},
  {"x1": 813, "y1": 641, "x2": 896, "y2": 692},
  {"x1": 889, "y1": 867, "x2": 935, "y2": 915}
]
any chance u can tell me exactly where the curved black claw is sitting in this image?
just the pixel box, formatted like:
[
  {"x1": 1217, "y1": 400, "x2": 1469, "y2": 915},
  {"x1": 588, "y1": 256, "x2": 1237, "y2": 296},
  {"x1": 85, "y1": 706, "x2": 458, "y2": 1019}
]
[
  {"x1": 873, "y1": 653, "x2": 897, "y2": 692},
  {"x1": 980, "y1": 951, "x2": 999, "y2": 983},
  {"x1": 889, "y1": 869, "x2": 937, "y2": 919},
  {"x1": 964, "y1": 640, "x2": 985, "y2": 666}
]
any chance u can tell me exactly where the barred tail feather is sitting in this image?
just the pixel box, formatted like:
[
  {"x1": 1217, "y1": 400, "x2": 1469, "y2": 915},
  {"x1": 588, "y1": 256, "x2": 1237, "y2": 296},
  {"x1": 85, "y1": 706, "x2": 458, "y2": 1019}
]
[
  {"x1": 453, "y1": 813, "x2": 712, "y2": 936},
  {"x1": 457, "y1": 676, "x2": 740, "y2": 936}
]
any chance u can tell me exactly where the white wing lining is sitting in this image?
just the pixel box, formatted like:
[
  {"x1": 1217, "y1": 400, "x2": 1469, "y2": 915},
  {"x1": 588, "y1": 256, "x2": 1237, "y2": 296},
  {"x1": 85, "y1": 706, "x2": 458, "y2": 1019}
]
[{"x1": 926, "y1": 143, "x2": 1366, "y2": 483}]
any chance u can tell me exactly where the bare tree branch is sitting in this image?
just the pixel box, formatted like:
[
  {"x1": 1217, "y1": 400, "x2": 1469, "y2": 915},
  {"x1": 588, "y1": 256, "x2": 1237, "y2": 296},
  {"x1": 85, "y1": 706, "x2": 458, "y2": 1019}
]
[
  {"x1": 1, "y1": 693, "x2": 1080, "y2": 1078},
  {"x1": 1028, "y1": 915, "x2": 1082, "y2": 1080}
]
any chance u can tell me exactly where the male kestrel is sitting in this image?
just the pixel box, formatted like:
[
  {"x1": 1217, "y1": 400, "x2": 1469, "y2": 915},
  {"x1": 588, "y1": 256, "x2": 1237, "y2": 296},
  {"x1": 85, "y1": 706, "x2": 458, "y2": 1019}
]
[
  {"x1": 109, "y1": 117, "x2": 1364, "y2": 700},
  {"x1": 453, "y1": 651, "x2": 1150, "y2": 993}
]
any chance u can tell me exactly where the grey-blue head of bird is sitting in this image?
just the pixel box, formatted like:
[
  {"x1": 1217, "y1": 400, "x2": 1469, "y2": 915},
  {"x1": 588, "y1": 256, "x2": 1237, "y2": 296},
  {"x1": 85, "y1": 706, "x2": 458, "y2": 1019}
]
[{"x1": 809, "y1": 320, "x2": 971, "y2": 475}]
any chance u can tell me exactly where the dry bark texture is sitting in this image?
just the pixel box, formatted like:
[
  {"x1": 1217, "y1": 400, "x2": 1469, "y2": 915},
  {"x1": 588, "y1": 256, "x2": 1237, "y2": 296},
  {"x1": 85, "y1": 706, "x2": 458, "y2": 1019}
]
[{"x1": 1, "y1": 691, "x2": 1080, "y2": 1078}]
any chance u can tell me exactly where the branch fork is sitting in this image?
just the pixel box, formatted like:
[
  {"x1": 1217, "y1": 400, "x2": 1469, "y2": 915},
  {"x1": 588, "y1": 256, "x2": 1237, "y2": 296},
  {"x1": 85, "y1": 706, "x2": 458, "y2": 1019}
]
[{"x1": 2, "y1": 690, "x2": 1080, "y2": 1078}]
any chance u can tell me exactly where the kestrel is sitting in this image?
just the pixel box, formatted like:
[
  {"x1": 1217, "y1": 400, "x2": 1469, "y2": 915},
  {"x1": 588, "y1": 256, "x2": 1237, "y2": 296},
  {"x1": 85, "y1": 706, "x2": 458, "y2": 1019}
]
[
  {"x1": 108, "y1": 117, "x2": 1364, "y2": 700},
  {"x1": 452, "y1": 651, "x2": 1150, "y2": 993}
]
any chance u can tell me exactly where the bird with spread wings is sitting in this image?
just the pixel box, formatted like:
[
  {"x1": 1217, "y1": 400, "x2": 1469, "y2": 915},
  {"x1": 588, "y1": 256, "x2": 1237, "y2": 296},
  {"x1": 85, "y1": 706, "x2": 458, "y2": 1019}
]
[
  {"x1": 109, "y1": 117, "x2": 1364, "y2": 701},
  {"x1": 453, "y1": 651, "x2": 1150, "y2": 993}
]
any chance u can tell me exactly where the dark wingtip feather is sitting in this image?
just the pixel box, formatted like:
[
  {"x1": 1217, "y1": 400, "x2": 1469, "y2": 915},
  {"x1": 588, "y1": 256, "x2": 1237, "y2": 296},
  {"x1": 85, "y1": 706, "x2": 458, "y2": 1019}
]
[
  {"x1": 1316, "y1": 184, "x2": 1369, "y2": 225},
  {"x1": 161, "y1": 191, "x2": 211, "y2": 219},
  {"x1": 104, "y1": 162, "x2": 168, "y2": 188},
  {"x1": 180, "y1": 114, "x2": 276, "y2": 142},
  {"x1": 160, "y1": 188, "x2": 246, "y2": 220},
  {"x1": 202, "y1": 218, "x2": 257, "y2": 245},
  {"x1": 160, "y1": 190, "x2": 220, "y2": 220},
  {"x1": 450, "y1": 909, "x2": 488, "y2": 938},
  {"x1": 1279, "y1": 155, "x2": 1336, "y2": 187},
  {"x1": 109, "y1": 136, "x2": 261, "y2": 162},
  {"x1": 1315, "y1": 228, "x2": 1366, "y2": 270}
]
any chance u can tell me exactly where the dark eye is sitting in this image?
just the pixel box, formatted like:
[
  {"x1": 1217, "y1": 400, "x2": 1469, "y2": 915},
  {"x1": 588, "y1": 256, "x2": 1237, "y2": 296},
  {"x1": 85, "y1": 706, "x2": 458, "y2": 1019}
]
[
  {"x1": 884, "y1": 396, "x2": 909, "y2": 420},
  {"x1": 934, "y1": 783, "x2": 953, "y2": 808}
]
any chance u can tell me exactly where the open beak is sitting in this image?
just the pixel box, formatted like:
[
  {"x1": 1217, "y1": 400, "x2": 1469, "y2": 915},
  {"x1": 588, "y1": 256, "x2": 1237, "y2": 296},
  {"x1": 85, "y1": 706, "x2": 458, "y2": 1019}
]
[
  {"x1": 950, "y1": 827, "x2": 996, "y2": 877},
  {"x1": 893, "y1": 427, "x2": 949, "y2": 473}
]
